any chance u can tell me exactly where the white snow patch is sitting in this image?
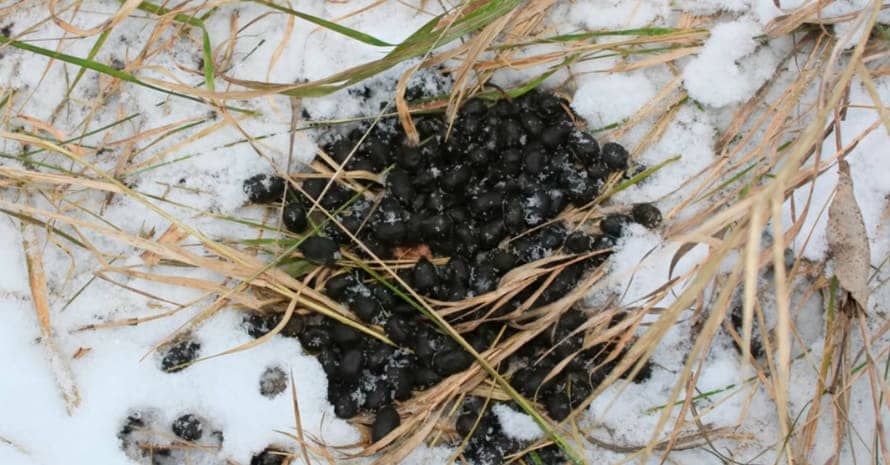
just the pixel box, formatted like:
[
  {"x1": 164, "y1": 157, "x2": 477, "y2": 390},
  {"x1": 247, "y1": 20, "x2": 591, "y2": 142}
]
[
  {"x1": 612, "y1": 105, "x2": 716, "y2": 213},
  {"x1": 682, "y1": 20, "x2": 778, "y2": 107},
  {"x1": 601, "y1": 224, "x2": 709, "y2": 308},
  {"x1": 572, "y1": 72, "x2": 655, "y2": 127},
  {"x1": 493, "y1": 404, "x2": 544, "y2": 441},
  {"x1": 568, "y1": 0, "x2": 670, "y2": 30},
  {"x1": 782, "y1": 76, "x2": 890, "y2": 264}
]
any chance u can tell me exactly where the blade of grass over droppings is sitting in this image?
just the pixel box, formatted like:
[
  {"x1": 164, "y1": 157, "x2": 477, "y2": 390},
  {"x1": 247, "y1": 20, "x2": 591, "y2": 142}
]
[
  {"x1": 249, "y1": 0, "x2": 393, "y2": 47},
  {"x1": 0, "y1": 36, "x2": 248, "y2": 112},
  {"x1": 608, "y1": 155, "x2": 681, "y2": 195},
  {"x1": 351, "y1": 262, "x2": 587, "y2": 465}
]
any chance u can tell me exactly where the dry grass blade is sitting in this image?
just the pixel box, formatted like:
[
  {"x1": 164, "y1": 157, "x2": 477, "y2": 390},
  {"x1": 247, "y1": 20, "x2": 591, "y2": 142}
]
[
  {"x1": 289, "y1": 370, "x2": 314, "y2": 465},
  {"x1": 21, "y1": 223, "x2": 80, "y2": 414}
]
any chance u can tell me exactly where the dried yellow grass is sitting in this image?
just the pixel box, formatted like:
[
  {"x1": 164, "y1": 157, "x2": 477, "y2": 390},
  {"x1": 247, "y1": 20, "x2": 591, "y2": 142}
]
[{"x1": 2, "y1": 1, "x2": 889, "y2": 464}]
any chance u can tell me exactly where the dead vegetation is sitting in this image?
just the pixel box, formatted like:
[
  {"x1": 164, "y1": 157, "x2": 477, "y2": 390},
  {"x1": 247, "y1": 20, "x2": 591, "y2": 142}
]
[{"x1": 1, "y1": 1, "x2": 889, "y2": 464}]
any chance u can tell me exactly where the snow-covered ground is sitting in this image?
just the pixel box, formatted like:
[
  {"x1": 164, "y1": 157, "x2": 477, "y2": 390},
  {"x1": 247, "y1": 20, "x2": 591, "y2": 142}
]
[{"x1": 1, "y1": 1, "x2": 889, "y2": 464}]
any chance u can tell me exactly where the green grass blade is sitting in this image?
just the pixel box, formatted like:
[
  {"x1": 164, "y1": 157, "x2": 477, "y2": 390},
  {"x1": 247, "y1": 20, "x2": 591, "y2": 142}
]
[
  {"x1": 249, "y1": 0, "x2": 393, "y2": 47},
  {"x1": 0, "y1": 35, "x2": 254, "y2": 113},
  {"x1": 0, "y1": 209, "x2": 86, "y2": 248},
  {"x1": 65, "y1": 30, "x2": 111, "y2": 99},
  {"x1": 608, "y1": 154, "x2": 681, "y2": 195},
  {"x1": 703, "y1": 161, "x2": 758, "y2": 198},
  {"x1": 200, "y1": 27, "x2": 215, "y2": 91},
  {"x1": 235, "y1": 0, "x2": 524, "y2": 98}
]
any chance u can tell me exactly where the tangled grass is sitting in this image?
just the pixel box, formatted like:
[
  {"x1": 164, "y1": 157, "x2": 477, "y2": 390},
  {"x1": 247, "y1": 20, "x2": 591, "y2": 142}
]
[{"x1": 1, "y1": 1, "x2": 889, "y2": 464}]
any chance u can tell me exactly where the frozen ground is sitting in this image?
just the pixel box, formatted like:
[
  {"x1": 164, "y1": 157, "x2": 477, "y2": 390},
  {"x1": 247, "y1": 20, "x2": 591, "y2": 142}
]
[{"x1": 1, "y1": 1, "x2": 889, "y2": 464}]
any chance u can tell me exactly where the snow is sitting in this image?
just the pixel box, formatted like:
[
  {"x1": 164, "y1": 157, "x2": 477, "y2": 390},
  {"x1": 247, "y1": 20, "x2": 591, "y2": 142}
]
[
  {"x1": 2, "y1": 1, "x2": 890, "y2": 465},
  {"x1": 568, "y1": 0, "x2": 670, "y2": 31},
  {"x1": 782, "y1": 76, "x2": 890, "y2": 264},
  {"x1": 572, "y1": 72, "x2": 655, "y2": 128},
  {"x1": 682, "y1": 20, "x2": 780, "y2": 108},
  {"x1": 492, "y1": 404, "x2": 543, "y2": 441}
]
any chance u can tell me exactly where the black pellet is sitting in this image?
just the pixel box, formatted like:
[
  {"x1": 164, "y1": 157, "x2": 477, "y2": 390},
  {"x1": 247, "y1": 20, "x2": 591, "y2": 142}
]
[
  {"x1": 298, "y1": 326, "x2": 331, "y2": 352},
  {"x1": 631, "y1": 203, "x2": 662, "y2": 229},
  {"x1": 372, "y1": 406, "x2": 401, "y2": 442},
  {"x1": 387, "y1": 169, "x2": 415, "y2": 205},
  {"x1": 363, "y1": 378, "x2": 392, "y2": 411},
  {"x1": 351, "y1": 296, "x2": 380, "y2": 323},
  {"x1": 489, "y1": 249, "x2": 516, "y2": 273},
  {"x1": 520, "y1": 111, "x2": 545, "y2": 136},
  {"x1": 172, "y1": 414, "x2": 203, "y2": 441},
  {"x1": 333, "y1": 390, "x2": 360, "y2": 419},
  {"x1": 568, "y1": 131, "x2": 600, "y2": 165},
  {"x1": 420, "y1": 214, "x2": 453, "y2": 239},
  {"x1": 282, "y1": 202, "x2": 307, "y2": 233},
  {"x1": 161, "y1": 339, "x2": 200, "y2": 373},
  {"x1": 384, "y1": 317, "x2": 415, "y2": 345},
  {"x1": 298, "y1": 236, "x2": 340, "y2": 266},
  {"x1": 332, "y1": 324, "x2": 360, "y2": 346},
  {"x1": 540, "y1": 123, "x2": 571, "y2": 148},
  {"x1": 601, "y1": 142, "x2": 629, "y2": 171},
  {"x1": 324, "y1": 273, "x2": 355, "y2": 301},
  {"x1": 600, "y1": 213, "x2": 631, "y2": 238},
  {"x1": 244, "y1": 174, "x2": 286, "y2": 204},
  {"x1": 412, "y1": 258, "x2": 439, "y2": 292},
  {"x1": 339, "y1": 349, "x2": 364, "y2": 378},
  {"x1": 433, "y1": 350, "x2": 473, "y2": 376},
  {"x1": 439, "y1": 164, "x2": 473, "y2": 192}
]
